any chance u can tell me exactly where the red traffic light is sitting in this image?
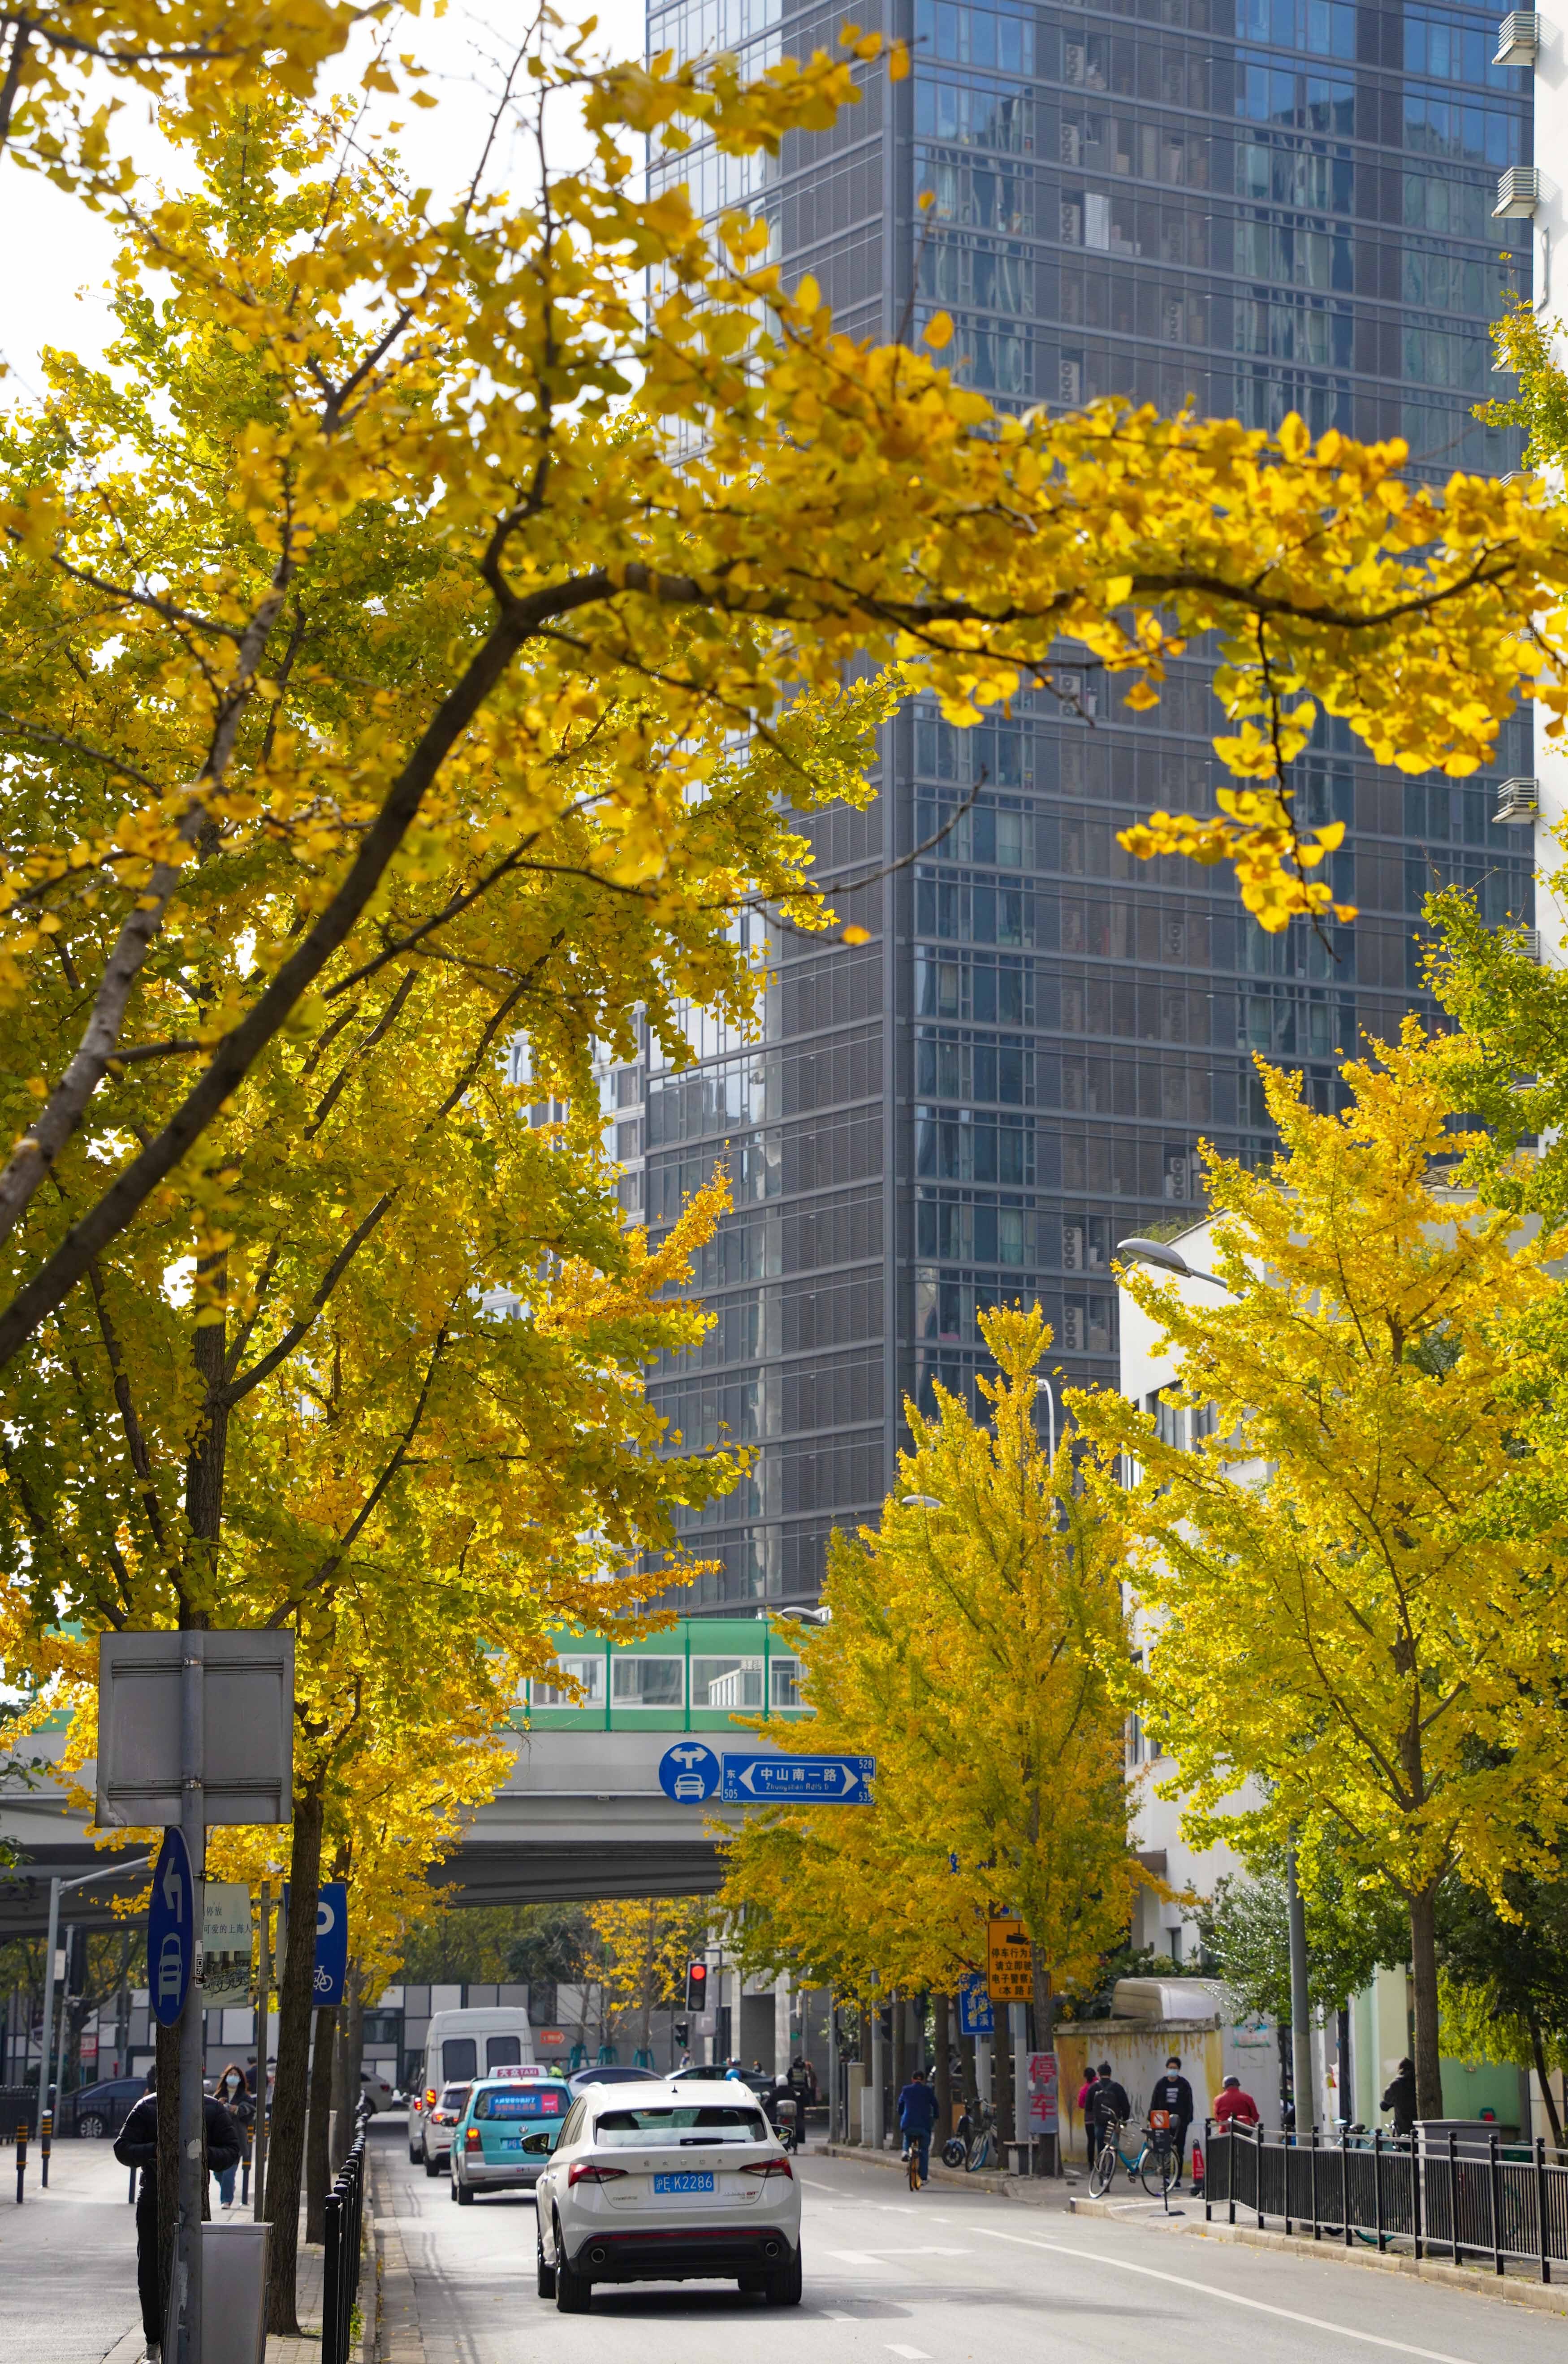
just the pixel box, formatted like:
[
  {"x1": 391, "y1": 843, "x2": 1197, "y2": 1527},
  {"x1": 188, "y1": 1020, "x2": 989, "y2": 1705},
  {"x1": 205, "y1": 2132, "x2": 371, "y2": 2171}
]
[{"x1": 683, "y1": 1958, "x2": 708, "y2": 2012}]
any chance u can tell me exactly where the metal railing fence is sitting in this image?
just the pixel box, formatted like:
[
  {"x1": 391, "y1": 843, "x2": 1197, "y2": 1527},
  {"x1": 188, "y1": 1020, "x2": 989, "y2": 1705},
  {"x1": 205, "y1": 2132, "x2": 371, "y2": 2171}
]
[
  {"x1": 1204, "y1": 2120, "x2": 1568, "y2": 2283},
  {"x1": 322, "y1": 2131, "x2": 367, "y2": 2364}
]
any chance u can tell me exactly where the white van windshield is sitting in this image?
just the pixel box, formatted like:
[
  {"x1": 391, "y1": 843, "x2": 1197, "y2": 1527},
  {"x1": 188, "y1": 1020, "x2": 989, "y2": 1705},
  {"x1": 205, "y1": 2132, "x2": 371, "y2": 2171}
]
[{"x1": 595, "y1": 2105, "x2": 768, "y2": 2146}]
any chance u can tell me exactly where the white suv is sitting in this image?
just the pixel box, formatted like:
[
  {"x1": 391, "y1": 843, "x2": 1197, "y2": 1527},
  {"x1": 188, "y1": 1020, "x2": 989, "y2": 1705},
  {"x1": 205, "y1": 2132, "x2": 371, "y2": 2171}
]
[{"x1": 534, "y1": 2078, "x2": 802, "y2": 2314}]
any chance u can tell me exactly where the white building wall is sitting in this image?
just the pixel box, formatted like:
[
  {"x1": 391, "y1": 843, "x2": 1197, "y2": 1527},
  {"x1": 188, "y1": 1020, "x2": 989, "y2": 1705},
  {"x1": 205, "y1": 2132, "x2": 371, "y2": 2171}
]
[{"x1": 1117, "y1": 1215, "x2": 1271, "y2": 1960}]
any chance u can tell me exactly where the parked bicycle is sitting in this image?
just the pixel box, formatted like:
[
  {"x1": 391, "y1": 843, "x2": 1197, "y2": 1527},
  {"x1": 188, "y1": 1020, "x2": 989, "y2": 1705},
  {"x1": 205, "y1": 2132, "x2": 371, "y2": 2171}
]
[
  {"x1": 942, "y1": 2099, "x2": 997, "y2": 2173},
  {"x1": 1089, "y1": 2116, "x2": 1176, "y2": 2199}
]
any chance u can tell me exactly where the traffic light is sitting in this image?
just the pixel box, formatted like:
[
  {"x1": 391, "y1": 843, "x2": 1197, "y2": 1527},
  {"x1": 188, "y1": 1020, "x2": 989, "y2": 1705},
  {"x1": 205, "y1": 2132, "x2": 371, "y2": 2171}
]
[
  {"x1": 683, "y1": 1958, "x2": 709, "y2": 2015},
  {"x1": 673, "y1": 2019, "x2": 690, "y2": 2047},
  {"x1": 66, "y1": 1926, "x2": 90, "y2": 1996}
]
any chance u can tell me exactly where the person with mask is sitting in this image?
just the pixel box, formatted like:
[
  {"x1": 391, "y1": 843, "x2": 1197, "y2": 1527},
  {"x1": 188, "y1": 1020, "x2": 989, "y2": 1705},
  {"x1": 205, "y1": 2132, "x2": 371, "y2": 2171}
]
[
  {"x1": 1149, "y1": 2053, "x2": 1196, "y2": 2188},
  {"x1": 211, "y1": 2063, "x2": 253, "y2": 2205}
]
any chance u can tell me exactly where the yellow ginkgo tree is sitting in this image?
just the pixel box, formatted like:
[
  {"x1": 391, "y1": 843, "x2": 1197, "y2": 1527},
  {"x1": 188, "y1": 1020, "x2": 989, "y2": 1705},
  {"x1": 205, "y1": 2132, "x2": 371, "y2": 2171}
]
[
  {"x1": 1074, "y1": 1025, "x2": 1568, "y2": 2123},
  {"x1": 8, "y1": 32, "x2": 1568, "y2": 1382},
  {"x1": 721, "y1": 1306, "x2": 1139, "y2": 2099}
]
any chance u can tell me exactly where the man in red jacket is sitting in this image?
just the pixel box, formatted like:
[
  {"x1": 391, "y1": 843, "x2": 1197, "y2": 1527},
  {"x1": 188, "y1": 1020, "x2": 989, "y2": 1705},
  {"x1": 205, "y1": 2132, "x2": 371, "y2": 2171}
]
[{"x1": 1214, "y1": 2074, "x2": 1261, "y2": 2128}]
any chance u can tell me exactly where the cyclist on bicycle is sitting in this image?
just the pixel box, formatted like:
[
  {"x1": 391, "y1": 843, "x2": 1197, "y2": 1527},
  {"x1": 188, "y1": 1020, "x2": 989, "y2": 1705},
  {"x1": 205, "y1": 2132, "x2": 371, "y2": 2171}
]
[
  {"x1": 1088, "y1": 2061, "x2": 1130, "y2": 2149},
  {"x1": 897, "y1": 2066, "x2": 939, "y2": 2187}
]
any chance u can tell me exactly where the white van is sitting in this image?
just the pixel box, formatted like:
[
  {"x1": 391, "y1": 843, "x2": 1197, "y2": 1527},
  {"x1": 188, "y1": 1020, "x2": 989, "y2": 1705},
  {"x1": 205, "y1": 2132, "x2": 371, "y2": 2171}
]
[{"x1": 409, "y1": 2009, "x2": 538, "y2": 2168}]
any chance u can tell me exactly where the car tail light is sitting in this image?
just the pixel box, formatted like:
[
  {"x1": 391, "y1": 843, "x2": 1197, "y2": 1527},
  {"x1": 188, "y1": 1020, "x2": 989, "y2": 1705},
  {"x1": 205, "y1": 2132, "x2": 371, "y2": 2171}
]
[
  {"x1": 569, "y1": 2161, "x2": 630, "y2": 2187},
  {"x1": 465, "y1": 2128, "x2": 481, "y2": 2150},
  {"x1": 425, "y1": 2088, "x2": 436, "y2": 2109},
  {"x1": 743, "y1": 2157, "x2": 794, "y2": 2180}
]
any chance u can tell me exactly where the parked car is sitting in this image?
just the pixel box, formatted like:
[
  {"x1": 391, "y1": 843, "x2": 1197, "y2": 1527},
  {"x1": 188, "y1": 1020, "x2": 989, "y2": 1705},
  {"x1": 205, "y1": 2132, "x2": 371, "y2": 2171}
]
[
  {"x1": 64, "y1": 2075, "x2": 148, "y2": 2139},
  {"x1": 360, "y1": 2064, "x2": 397, "y2": 2113}
]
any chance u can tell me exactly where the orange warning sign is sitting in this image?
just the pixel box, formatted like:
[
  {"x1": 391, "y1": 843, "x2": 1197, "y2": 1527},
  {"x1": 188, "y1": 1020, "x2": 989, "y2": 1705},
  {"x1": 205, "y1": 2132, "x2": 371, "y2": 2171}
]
[{"x1": 986, "y1": 1918, "x2": 1033, "y2": 2002}]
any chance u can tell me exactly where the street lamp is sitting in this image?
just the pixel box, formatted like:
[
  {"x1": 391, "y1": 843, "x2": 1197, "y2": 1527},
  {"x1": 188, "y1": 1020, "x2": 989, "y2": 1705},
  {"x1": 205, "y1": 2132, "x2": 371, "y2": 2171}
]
[
  {"x1": 39, "y1": 1852, "x2": 153, "y2": 2174},
  {"x1": 1115, "y1": 1236, "x2": 1228, "y2": 1290}
]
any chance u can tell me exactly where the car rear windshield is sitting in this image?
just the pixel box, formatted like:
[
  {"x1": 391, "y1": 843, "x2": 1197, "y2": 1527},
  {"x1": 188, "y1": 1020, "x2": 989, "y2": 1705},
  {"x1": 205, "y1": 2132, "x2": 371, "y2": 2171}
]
[
  {"x1": 594, "y1": 2105, "x2": 769, "y2": 2146},
  {"x1": 439, "y1": 2086, "x2": 470, "y2": 2111},
  {"x1": 475, "y1": 2087, "x2": 568, "y2": 2119}
]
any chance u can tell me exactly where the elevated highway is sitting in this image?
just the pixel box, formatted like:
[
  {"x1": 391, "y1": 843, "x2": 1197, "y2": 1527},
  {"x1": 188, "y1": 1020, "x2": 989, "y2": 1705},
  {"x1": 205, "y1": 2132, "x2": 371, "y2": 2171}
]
[{"x1": 0, "y1": 1723, "x2": 793, "y2": 1935}]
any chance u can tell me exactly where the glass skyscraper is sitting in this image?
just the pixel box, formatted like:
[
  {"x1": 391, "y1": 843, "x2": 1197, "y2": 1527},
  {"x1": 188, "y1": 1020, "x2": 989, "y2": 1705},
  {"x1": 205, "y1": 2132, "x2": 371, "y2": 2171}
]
[{"x1": 625, "y1": 0, "x2": 1538, "y2": 1610}]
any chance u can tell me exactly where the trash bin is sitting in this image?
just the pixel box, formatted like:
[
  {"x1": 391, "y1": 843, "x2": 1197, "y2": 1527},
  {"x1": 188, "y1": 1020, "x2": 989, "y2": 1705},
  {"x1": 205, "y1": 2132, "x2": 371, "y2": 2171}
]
[{"x1": 202, "y1": 2220, "x2": 271, "y2": 2364}]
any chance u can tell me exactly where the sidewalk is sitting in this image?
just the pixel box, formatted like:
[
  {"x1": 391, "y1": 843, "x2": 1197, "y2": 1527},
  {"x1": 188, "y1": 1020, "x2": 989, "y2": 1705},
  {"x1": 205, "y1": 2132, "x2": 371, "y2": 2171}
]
[
  {"x1": 819, "y1": 2138, "x2": 1080, "y2": 2208},
  {"x1": 0, "y1": 2131, "x2": 339, "y2": 2364}
]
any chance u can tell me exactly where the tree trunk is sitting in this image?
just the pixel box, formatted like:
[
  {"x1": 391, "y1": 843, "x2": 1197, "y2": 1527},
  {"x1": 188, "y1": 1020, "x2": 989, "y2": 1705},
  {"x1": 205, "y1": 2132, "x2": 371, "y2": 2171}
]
[
  {"x1": 891, "y1": 1991, "x2": 907, "y2": 2136},
  {"x1": 333, "y1": 1963, "x2": 365, "y2": 2172},
  {"x1": 993, "y1": 2005, "x2": 1014, "y2": 2170},
  {"x1": 265, "y1": 1775, "x2": 324, "y2": 2335},
  {"x1": 1527, "y1": 2012, "x2": 1564, "y2": 2150},
  {"x1": 1408, "y1": 1881, "x2": 1444, "y2": 2123},
  {"x1": 954, "y1": 2017, "x2": 977, "y2": 2107},
  {"x1": 306, "y1": 2001, "x2": 336, "y2": 2241},
  {"x1": 933, "y1": 1994, "x2": 953, "y2": 2147},
  {"x1": 156, "y1": 2017, "x2": 181, "y2": 2338}
]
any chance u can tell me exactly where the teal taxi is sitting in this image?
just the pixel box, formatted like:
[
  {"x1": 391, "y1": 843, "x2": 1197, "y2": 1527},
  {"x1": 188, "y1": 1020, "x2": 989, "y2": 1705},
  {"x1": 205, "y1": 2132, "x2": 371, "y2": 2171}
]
[{"x1": 451, "y1": 2070, "x2": 570, "y2": 2205}]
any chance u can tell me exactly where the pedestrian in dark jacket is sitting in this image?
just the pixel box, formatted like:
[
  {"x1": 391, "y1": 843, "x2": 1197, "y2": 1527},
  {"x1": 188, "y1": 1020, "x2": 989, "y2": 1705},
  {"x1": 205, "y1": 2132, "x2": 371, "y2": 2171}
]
[
  {"x1": 897, "y1": 2067, "x2": 939, "y2": 2185},
  {"x1": 114, "y1": 2066, "x2": 244, "y2": 2362},
  {"x1": 1149, "y1": 2053, "x2": 1196, "y2": 2186},
  {"x1": 1089, "y1": 2062, "x2": 1131, "y2": 2146},
  {"x1": 1381, "y1": 2057, "x2": 1417, "y2": 2138}
]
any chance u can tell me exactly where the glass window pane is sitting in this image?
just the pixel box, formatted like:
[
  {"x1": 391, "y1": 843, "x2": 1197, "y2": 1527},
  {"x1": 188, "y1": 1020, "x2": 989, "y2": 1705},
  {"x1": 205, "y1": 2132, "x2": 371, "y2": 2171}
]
[
  {"x1": 692, "y1": 1655, "x2": 764, "y2": 1708},
  {"x1": 771, "y1": 1656, "x2": 803, "y2": 1708},
  {"x1": 612, "y1": 1658, "x2": 685, "y2": 1706},
  {"x1": 441, "y1": 2040, "x2": 477, "y2": 2081},
  {"x1": 486, "y1": 2035, "x2": 522, "y2": 2068},
  {"x1": 530, "y1": 1656, "x2": 604, "y2": 1707}
]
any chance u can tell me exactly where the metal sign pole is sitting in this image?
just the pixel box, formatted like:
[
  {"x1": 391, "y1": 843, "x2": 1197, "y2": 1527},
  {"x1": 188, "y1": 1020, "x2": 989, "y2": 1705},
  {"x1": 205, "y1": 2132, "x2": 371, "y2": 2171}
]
[
  {"x1": 39, "y1": 1876, "x2": 60, "y2": 2186},
  {"x1": 253, "y1": 1881, "x2": 270, "y2": 2221},
  {"x1": 177, "y1": 1634, "x2": 206, "y2": 2364}
]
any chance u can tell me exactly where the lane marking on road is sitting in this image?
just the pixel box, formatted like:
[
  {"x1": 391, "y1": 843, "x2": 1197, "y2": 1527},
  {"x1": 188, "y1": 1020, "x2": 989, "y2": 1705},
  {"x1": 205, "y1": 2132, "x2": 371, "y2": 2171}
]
[
  {"x1": 825, "y1": 2248, "x2": 967, "y2": 2261},
  {"x1": 885, "y1": 2345, "x2": 931, "y2": 2359},
  {"x1": 973, "y1": 2228, "x2": 1495, "y2": 2364}
]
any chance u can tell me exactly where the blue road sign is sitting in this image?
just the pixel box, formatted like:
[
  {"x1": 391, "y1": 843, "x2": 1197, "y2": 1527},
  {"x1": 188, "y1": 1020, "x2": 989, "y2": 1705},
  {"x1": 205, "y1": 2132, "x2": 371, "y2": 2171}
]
[
  {"x1": 147, "y1": 1827, "x2": 194, "y2": 2028},
  {"x1": 312, "y1": 1881, "x2": 348, "y2": 2008},
  {"x1": 720, "y1": 1752, "x2": 874, "y2": 1804},
  {"x1": 282, "y1": 1879, "x2": 349, "y2": 2008},
  {"x1": 659, "y1": 1743, "x2": 721, "y2": 1803},
  {"x1": 957, "y1": 1974, "x2": 994, "y2": 2038}
]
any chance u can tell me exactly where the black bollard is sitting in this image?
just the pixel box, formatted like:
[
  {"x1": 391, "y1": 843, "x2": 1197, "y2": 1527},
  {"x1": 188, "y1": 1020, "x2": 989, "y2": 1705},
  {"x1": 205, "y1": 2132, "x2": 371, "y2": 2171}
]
[
  {"x1": 16, "y1": 2122, "x2": 28, "y2": 2204},
  {"x1": 39, "y1": 2108, "x2": 51, "y2": 2190}
]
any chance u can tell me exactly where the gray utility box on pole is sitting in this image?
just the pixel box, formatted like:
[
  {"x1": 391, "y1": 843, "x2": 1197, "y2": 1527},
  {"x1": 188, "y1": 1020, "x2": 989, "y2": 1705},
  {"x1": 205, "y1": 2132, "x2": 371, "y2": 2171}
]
[
  {"x1": 95, "y1": 1630, "x2": 295, "y2": 1828},
  {"x1": 97, "y1": 1631, "x2": 295, "y2": 2364}
]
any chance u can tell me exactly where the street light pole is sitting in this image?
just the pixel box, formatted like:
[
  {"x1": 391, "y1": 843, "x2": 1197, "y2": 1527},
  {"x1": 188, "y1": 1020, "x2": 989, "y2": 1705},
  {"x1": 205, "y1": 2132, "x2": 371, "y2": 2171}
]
[
  {"x1": 37, "y1": 1853, "x2": 154, "y2": 2183},
  {"x1": 174, "y1": 1633, "x2": 207, "y2": 2364}
]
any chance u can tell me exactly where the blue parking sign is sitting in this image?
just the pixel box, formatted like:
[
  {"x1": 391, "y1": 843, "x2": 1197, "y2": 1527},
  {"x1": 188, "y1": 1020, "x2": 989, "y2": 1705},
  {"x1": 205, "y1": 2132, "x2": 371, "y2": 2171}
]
[
  {"x1": 283, "y1": 1879, "x2": 349, "y2": 2008},
  {"x1": 312, "y1": 1881, "x2": 348, "y2": 2007},
  {"x1": 147, "y1": 1828, "x2": 194, "y2": 2028},
  {"x1": 958, "y1": 1973, "x2": 994, "y2": 2037}
]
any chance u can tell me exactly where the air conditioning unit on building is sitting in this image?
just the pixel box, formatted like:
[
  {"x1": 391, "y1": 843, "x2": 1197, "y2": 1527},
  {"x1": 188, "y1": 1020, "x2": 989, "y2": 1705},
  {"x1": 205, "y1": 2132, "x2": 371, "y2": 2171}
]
[
  {"x1": 1494, "y1": 10, "x2": 1540, "y2": 62},
  {"x1": 1493, "y1": 775, "x2": 1541, "y2": 823},
  {"x1": 1516, "y1": 928, "x2": 1544, "y2": 963},
  {"x1": 1494, "y1": 166, "x2": 1541, "y2": 218}
]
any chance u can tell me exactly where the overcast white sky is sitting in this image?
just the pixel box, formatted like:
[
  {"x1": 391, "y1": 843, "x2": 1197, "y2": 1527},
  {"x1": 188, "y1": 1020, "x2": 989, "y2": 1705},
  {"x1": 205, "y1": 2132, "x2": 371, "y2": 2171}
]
[{"x1": 0, "y1": 0, "x2": 647, "y2": 393}]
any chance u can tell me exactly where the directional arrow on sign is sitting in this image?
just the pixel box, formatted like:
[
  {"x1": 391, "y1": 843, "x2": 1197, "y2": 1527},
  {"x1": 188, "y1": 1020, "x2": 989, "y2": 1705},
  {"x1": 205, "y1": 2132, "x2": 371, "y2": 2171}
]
[{"x1": 720, "y1": 1752, "x2": 875, "y2": 1804}]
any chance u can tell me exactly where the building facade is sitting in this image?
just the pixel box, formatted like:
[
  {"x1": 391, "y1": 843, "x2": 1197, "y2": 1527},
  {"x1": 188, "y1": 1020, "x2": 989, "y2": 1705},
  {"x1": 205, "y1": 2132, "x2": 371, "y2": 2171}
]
[{"x1": 626, "y1": 0, "x2": 1538, "y2": 1611}]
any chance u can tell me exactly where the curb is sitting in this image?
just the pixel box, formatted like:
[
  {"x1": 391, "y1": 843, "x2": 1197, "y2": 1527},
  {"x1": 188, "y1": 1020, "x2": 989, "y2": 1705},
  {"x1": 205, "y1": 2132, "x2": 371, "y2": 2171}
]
[
  {"x1": 817, "y1": 2141, "x2": 1074, "y2": 2208},
  {"x1": 1068, "y1": 2191, "x2": 1568, "y2": 2316}
]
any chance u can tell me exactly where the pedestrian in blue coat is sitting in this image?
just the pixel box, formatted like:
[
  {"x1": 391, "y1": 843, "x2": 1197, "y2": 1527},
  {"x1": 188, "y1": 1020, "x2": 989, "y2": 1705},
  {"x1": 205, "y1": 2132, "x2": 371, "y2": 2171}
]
[{"x1": 897, "y1": 2066, "x2": 939, "y2": 2186}]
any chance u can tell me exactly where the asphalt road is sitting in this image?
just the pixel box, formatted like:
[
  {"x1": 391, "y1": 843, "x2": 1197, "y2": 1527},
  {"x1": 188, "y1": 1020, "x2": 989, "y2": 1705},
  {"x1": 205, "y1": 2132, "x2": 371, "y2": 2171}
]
[
  {"x1": 0, "y1": 2132, "x2": 144, "y2": 2364},
  {"x1": 372, "y1": 2124, "x2": 1568, "y2": 2364}
]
